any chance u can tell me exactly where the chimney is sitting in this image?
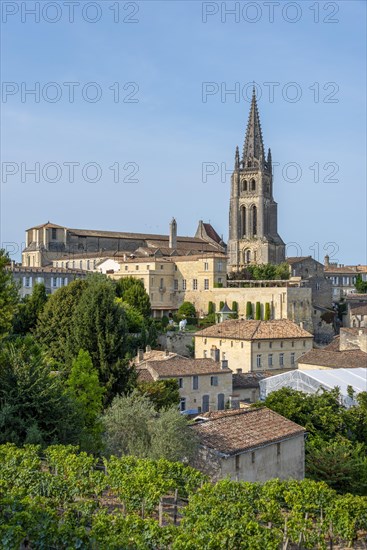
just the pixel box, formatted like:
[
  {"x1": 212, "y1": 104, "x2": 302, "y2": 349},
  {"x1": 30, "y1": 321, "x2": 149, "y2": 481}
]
[
  {"x1": 236, "y1": 368, "x2": 242, "y2": 374},
  {"x1": 146, "y1": 345, "x2": 151, "y2": 353},
  {"x1": 137, "y1": 349, "x2": 144, "y2": 362},
  {"x1": 299, "y1": 321, "x2": 304, "y2": 329},
  {"x1": 210, "y1": 347, "x2": 220, "y2": 362},
  {"x1": 324, "y1": 254, "x2": 330, "y2": 267},
  {"x1": 169, "y1": 218, "x2": 177, "y2": 249},
  {"x1": 221, "y1": 359, "x2": 229, "y2": 370}
]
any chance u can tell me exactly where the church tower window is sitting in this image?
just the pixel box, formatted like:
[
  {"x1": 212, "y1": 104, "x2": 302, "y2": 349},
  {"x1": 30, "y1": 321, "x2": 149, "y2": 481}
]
[
  {"x1": 251, "y1": 178, "x2": 256, "y2": 191},
  {"x1": 241, "y1": 206, "x2": 246, "y2": 237},
  {"x1": 252, "y1": 206, "x2": 257, "y2": 236}
]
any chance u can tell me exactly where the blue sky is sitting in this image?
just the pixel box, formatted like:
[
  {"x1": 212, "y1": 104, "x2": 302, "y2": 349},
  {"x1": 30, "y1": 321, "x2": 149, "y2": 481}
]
[{"x1": 1, "y1": 0, "x2": 366, "y2": 264}]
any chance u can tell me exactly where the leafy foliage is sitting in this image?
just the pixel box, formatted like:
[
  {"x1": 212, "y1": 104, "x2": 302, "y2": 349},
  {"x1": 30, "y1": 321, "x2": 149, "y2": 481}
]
[
  {"x1": 255, "y1": 301, "x2": 261, "y2": 320},
  {"x1": 137, "y1": 378, "x2": 180, "y2": 411},
  {"x1": 355, "y1": 274, "x2": 367, "y2": 293},
  {"x1": 178, "y1": 301, "x2": 196, "y2": 319},
  {"x1": 0, "y1": 445, "x2": 366, "y2": 549},
  {"x1": 258, "y1": 388, "x2": 367, "y2": 495},
  {"x1": 0, "y1": 250, "x2": 19, "y2": 339},
  {"x1": 102, "y1": 392, "x2": 198, "y2": 462},
  {"x1": 246, "y1": 301, "x2": 253, "y2": 319},
  {"x1": 0, "y1": 337, "x2": 81, "y2": 446},
  {"x1": 115, "y1": 276, "x2": 151, "y2": 318},
  {"x1": 12, "y1": 282, "x2": 47, "y2": 336}
]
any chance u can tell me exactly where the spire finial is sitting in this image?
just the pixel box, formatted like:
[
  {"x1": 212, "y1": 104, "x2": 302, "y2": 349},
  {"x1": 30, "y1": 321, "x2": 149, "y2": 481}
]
[
  {"x1": 235, "y1": 145, "x2": 240, "y2": 170},
  {"x1": 242, "y1": 85, "x2": 265, "y2": 165}
]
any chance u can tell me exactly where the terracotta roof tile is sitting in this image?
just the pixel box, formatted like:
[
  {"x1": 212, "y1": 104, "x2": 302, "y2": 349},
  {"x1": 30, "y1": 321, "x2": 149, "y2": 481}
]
[
  {"x1": 192, "y1": 408, "x2": 305, "y2": 455},
  {"x1": 146, "y1": 357, "x2": 231, "y2": 377},
  {"x1": 196, "y1": 319, "x2": 313, "y2": 340},
  {"x1": 349, "y1": 303, "x2": 367, "y2": 315},
  {"x1": 298, "y1": 349, "x2": 367, "y2": 369}
]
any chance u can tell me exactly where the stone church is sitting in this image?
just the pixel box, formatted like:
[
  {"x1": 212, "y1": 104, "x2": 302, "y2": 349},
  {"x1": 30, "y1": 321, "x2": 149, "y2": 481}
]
[{"x1": 228, "y1": 89, "x2": 285, "y2": 272}]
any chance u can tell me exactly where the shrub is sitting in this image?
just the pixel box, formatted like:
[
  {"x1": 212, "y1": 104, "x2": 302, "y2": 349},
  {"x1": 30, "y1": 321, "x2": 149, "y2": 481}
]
[
  {"x1": 246, "y1": 301, "x2": 253, "y2": 319},
  {"x1": 255, "y1": 302, "x2": 261, "y2": 320}
]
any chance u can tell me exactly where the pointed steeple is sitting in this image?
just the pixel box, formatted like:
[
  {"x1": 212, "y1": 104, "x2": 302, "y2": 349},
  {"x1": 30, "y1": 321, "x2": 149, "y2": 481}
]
[
  {"x1": 234, "y1": 145, "x2": 240, "y2": 170},
  {"x1": 267, "y1": 147, "x2": 272, "y2": 172},
  {"x1": 242, "y1": 87, "x2": 265, "y2": 167}
]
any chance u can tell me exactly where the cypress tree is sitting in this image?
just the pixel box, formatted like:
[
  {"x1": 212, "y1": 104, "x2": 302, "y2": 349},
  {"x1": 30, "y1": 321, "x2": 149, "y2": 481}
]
[
  {"x1": 246, "y1": 301, "x2": 253, "y2": 319},
  {"x1": 255, "y1": 302, "x2": 262, "y2": 320}
]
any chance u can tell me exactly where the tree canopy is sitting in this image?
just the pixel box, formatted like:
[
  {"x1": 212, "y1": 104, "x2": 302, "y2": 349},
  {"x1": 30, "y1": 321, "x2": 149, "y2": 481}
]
[{"x1": 0, "y1": 250, "x2": 19, "y2": 339}]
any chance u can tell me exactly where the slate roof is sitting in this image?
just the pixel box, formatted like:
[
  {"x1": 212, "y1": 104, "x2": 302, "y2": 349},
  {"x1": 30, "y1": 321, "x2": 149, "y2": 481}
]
[
  {"x1": 191, "y1": 408, "x2": 305, "y2": 456},
  {"x1": 196, "y1": 319, "x2": 313, "y2": 340}
]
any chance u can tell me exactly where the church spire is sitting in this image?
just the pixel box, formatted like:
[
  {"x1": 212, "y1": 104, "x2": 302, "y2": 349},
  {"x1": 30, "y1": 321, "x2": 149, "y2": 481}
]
[
  {"x1": 241, "y1": 87, "x2": 265, "y2": 167},
  {"x1": 234, "y1": 145, "x2": 240, "y2": 170}
]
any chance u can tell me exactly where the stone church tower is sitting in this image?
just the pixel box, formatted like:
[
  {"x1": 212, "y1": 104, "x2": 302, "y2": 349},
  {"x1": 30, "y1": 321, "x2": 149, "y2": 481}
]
[{"x1": 228, "y1": 89, "x2": 285, "y2": 272}]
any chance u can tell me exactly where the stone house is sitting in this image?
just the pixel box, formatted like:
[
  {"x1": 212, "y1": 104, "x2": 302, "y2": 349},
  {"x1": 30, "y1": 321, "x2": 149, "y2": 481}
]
[
  {"x1": 232, "y1": 371, "x2": 275, "y2": 405},
  {"x1": 298, "y1": 328, "x2": 367, "y2": 370},
  {"x1": 191, "y1": 408, "x2": 306, "y2": 482},
  {"x1": 324, "y1": 258, "x2": 367, "y2": 301},
  {"x1": 195, "y1": 319, "x2": 313, "y2": 373},
  {"x1": 136, "y1": 356, "x2": 233, "y2": 414},
  {"x1": 344, "y1": 301, "x2": 367, "y2": 328},
  {"x1": 7, "y1": 263, "x2": 87, "y2": 298}
]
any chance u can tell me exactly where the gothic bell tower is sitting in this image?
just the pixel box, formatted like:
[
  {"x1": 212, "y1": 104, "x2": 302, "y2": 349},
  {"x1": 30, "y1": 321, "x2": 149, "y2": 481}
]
[{"x1": 228, "y1": 89, "x2": 285, "y2": 272}]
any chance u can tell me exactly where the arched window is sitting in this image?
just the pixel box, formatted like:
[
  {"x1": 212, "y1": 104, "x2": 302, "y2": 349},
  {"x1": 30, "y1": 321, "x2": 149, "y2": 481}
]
[
  {"x1": 243, "y1": 180, "x2": 247, "y2": 191},
  {"x1": 251, "y1": 178, "x2": 256, "y2": 191},
  {"x1": 244, "y1": 250, "x2": 251, "y2": 264},
  {"x1": 252, "y1": 205, "x2": 257, "y2": 236},
  {"x1": 241, "y1": 206, "x2": 246, "y2": 237}
]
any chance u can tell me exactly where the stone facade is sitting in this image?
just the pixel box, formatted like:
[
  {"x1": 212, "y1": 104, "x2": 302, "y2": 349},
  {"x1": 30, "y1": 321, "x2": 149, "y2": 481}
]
[
  {"x1": 228, "y1": 90, "x2": 285, "y2": 271},
  {"x1": 324, "y1": 256, "x2": 367, "y2": 301},
  {"x1": 8, "y1": 264, "x2": 87, "y2": 298},
  {"x1": 195, "y1": 319, "x2": 313, "y2": 373}
]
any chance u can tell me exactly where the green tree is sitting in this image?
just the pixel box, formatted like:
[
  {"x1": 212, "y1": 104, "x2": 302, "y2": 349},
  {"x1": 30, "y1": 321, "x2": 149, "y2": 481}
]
[
  {"x1": 355, "y1": 274, "x2": 367, "y2": 293},
  {"x1": 69, "y1": 275, "x2": 134, "y2": 403},
  {"x1": 246, "y1": 301, "x2": 253, "y2": 319},
  {"x1": 12, "y1": 283, "x2": 48, "y2": 336},
  {"x1": 103, "y1": 392, "x2": 197, "y2": 462},
  {"x1": 35, "y1": 278, "x2": 87, "y2": 365},
  {"x1": 67, "y1": 350, "x2": 105, "y2": 453},
  {"x1": 116, "y1": 299, "x2": 144, "y2": 333},
  {"x1": 0, "y1": 336, "x2": 81, "y2": 446},
  {"x1": 255, "y1": 301, "x2": 262, "y2": 320},
  {"x1": 178, "y1": 301, "x2": 196, "y2": 319},
  {"x1": 137, "y1": 378, "x2": 180, "y2": 410},
  {"x1": 208, "y1": 301, "x2": 215, "y2": 315},
  {"x1": 0, "y1": 250, "x2": 19, "y2": 339},
  {"x1": 264, "y1": 302, "x2": 271, "y2": 321},
  {"x1": 115, "y1": 277, "x2": 151, "y2": 317},
  {"x1": 219, "y1": 301, "x2": 225, "y2": 310}
]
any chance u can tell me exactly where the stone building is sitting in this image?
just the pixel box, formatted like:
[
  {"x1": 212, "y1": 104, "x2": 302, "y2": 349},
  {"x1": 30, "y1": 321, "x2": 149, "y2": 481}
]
[
  {"x1": 344, "y1": 300, "x2": 367, "y2": 329},
  {"x1": 7, "y1": 263, "x2": 87, "y2": 298},
  {"x1": 286, "y1": 256, "x2": 334, "y2": 342},
  {"x1": 191, "y1": 408, "x2": 305, "y2": 482},
  {"x1": 324, "y1": 256, "x2": 367, "y2": 301},
  {"x1": 136, "y1": 355, "x2": 233, "y2": 414},
  {"x1": 22, "y1": 219, "x2": 225, "y2": 268},
  {"x1": 228, "y1": 89, "x2": 285, "y2": 271},
  {"x1": 195, "y1": 319, "x2": 313, "y2": 373}
]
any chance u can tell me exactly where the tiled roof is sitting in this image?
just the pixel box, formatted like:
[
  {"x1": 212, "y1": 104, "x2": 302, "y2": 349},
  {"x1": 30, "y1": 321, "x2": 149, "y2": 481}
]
[
  {"x1": 8, "y1": 265, "x2": 87, "y2": 275},
  {"x1": 136, "y1": 368, "x2": 155, "y2": 383},
  {"x1": 286, "y1": 256, "x2": 313, "y2": 264},
  {"x1": 323, "y1": 337, "x2": 340, "y2": 351},
  {"x1": 146, "y1": 357, "x2": 231, "y2": 377},
  {"x1": 191, "y1": 408, "x2": 305, "y2": 456},
  {"x1": 203, "y1": 223, "x2": 222, "y2": 244},
  {"x1": 325, "y1": 265, "x2": 367, "y2": 274},
  {"x1": 196, "y1": 319, "x2": 313, "y2": 340},
  {"x1": 27, "y1": 222, "x2": 65, "y2": 230},
  {"x1": 298, "y1": 348, "x2": 367, "y2": 369},
  {"x1": 134, "y1": 350, "x2": 179, "y2": 365},
  {"x1": 349, "y1": 303, "x2": 367, "y2": 315},
  {"x1": 232, "y1": 372, "x2": 272, "y2": 389}
]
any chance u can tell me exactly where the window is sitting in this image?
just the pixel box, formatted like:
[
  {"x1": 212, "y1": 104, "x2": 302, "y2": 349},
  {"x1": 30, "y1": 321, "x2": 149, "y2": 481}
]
[
  {"x1": 203, "y1": 350, "x2": 207, "y2": 358},
  {"x1": 178, "y1": 378, "x2": 183, "y2": 389},
  {"x1": 218, "y1": 393, "x2": 225, "y2": 410},
  {"x1": 268, "y1": 354, "x2": 273, "y2": 367},
  {"x1": 136, "y1": 265, "x2": 139, "y2": 270},
  {"x1": 202, "y1": 395, "x2": 209, "y2": 413},
  {"x1": 231, "y1": 341, "x2": 233, "y2": 347},
  {"x1": 218, "y1": 278, "x2": 222, "y2": 285},
  {"x1": 193, "y1": 279, "x2": 198, "y2": 290},
  {"x1": 292, "y1": 341, "x2": 295, "y2": 347},
  {"x1": 218, "y1": 261, "x2": 223, "y2": 271},
  {"x1": 147, "y1": 265, "x2": 150, "y2": 270},
  {"x1": 235, "y1": 454, "x2": 240, "y2": 472},
  {"x1": 256, "y1": 354, "x2": 262, "y2": 368},
  {"x1": 204, "y1": 262, "x2": 209, "y2": 271},
  {"x1": 303, "y1": 340, "x2": 306, "y2": 347},
  {"x1": 174, "y1": 279, "x2": 178, "y2": 290},
  {"x1": 316, "y1": 282, "x2": 321, "y2": 290},
  {"x1": 52, "y1": 277, "x2": 58, "y2": 288},
  {"x1": 204, "y1": 279, "x2": 209, "y2": 290},
  {"x1": 291, "y1": 352, "x2": 295, "y2": 366},
  {"x1": 63, "y1": 277, "x2": 68, "y2": 286},
  {"x1": 24, "y1": 276, "x2": 31, "y2": 288},
  {"x1": 192, "y1": 375, "x2": 199, "y2": 390},
  {"x1": 80, "y1": 261, "x2": 83, "y2": 269},
  {"x1": 182, "y1": 279, "x2": 186, "y2": 290},
  {"x1": 277, "y1": 443, "x2": 281, "y2": 456},
  {"x1": 258, "y1": 342, "x2": 261, "y2": 349},
  {"x1": 251, "y1": 451, "x2": 255, "y2": 463},
  {"x1": 125, "y1": 265, "x2": 128, "y2": 271},
  {"x1": 51, "y1": 228, "x2": 57, "y2": 240},
  {"x1": 160, "y1": 278, "x2": 164, "y2": 289},
  {"x1": 160, "y1": 265, "x2": 164, "y2": 270},
  {"x1": 241, "y1": 342, "x2": 244, "y2": 348},
  {"x1": 251, "y1": 178, "x2": 256, "y2": 191},
  {"x1": 279, "y1": 353, "x2": 284, "y2": 367},
  {"x1": 211, "y1": 376, "x2": 218, "y2": 387},
  {"x1": 179, "y1": 398, "x2": 186, "y2": 412},
  {"x1": 269, "y1": 342, "x2": 272, "y2": 349},
  {"x1": 280, "y1": 341, "x2": 283, "y2": 348},
  {"x1": 87, "y1": 260, "x2": 90, "y2": 270}
]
